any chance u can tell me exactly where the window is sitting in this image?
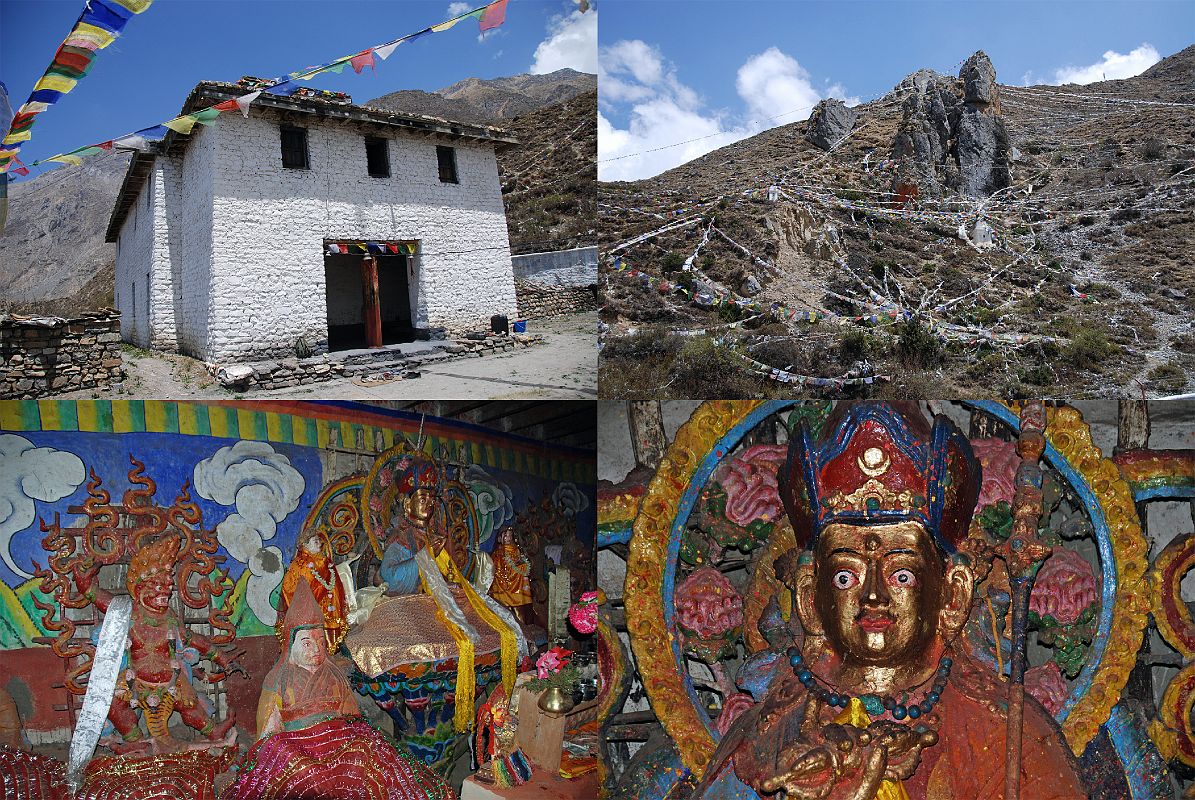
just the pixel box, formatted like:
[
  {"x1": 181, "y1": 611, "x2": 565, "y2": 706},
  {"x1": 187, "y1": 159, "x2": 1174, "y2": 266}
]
[
  {"x1": 280, "y1": 126, "x2": 309, "y2": 169},
  {"x1": 436, "y1": 145, "x2": 458, "y2": 184},
  {"x1": 366, "y1": 137, "x2": 390, "y2": 178}
]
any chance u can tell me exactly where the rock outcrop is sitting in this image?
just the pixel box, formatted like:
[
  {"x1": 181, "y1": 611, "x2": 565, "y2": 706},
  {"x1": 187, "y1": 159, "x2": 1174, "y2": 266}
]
[
  {"x1": 806, "y1": 98, "x2": 857, "y2": 151},
  {"x1": 890, "y1": 50, "x2": 1011, "y2": 199}
]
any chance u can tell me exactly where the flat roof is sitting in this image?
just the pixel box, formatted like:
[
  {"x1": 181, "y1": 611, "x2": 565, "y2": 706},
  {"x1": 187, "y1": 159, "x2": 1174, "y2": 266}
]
[{"x1": 106, "y1": 81, "x2": 519, "y2": 243}]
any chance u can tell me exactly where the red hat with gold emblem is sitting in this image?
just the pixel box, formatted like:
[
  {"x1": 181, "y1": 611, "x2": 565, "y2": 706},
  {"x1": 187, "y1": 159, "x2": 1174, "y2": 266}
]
[{"x1": 778, "y1": 402, "x2": 981, "y2": 554}]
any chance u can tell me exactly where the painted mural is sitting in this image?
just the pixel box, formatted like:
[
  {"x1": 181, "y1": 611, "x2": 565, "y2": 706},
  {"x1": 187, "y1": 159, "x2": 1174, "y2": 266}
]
[{"x1": 0, "y1": 400, "x2": 596, "y2": 651}]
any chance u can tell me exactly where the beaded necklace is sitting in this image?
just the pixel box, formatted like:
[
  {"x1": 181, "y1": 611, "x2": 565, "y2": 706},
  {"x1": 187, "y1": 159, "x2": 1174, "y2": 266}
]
[{"x1": 787, "y1": 645, "x2": 953, "y2": 721}]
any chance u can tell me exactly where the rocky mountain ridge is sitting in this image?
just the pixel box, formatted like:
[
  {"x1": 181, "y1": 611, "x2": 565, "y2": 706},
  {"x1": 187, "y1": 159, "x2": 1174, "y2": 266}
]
[{"x1": 599, "y1": 45, "x2": 1195, "y2": 399}]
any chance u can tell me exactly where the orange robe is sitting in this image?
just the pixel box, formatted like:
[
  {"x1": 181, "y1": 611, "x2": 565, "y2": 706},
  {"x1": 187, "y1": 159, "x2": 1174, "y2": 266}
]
[
  {"x1": 490, "y1": 539, "x2": 532, "y2": 608},
  {"x1": 276, "y1": 553, "x2": 349, "y2": 653}
]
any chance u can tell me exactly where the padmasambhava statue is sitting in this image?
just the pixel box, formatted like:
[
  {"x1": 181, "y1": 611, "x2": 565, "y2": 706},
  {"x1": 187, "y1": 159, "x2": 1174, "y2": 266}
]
[{"x1": 697, "y1": 402, "x2": 1085, "y2": 800}]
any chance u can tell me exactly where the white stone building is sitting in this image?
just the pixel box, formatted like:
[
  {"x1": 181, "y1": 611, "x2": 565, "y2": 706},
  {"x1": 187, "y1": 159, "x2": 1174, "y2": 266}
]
[{"x1": 106, "y1": 80, "x2": 520, "y2": 362}]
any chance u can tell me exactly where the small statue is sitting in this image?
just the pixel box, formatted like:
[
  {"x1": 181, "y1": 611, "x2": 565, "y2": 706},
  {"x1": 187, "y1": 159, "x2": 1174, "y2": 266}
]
[
  {"x1": 226, "y1": 581, "x2": 454, "y2": 800},
  {"x1": 75, "y1": 534, "x2": 241, "y2": 754},
  {"x1": 276, "y1": 527, "x2": 350, "y2": 653},
  {"x1": 490, "y1": 527, "x2": 533, "y2": 620},
  {"x1": 474, "y1": 683, "x2": 532, "y2": 787},
  {"x1": 694, "y1": 402, "x2": 1086, "y2": 800},
  {"x1": 380, "y1": 461, "x2": 440, "y2": 596}
]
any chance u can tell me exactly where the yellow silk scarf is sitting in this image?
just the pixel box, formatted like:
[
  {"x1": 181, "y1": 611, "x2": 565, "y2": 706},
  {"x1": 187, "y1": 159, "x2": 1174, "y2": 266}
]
[
  {"x1": 436, "y1": 550, "x2": 518, "y2": 695},
  {"x1": 834, "y1": 697, "x2": 910, "y2": 800}
]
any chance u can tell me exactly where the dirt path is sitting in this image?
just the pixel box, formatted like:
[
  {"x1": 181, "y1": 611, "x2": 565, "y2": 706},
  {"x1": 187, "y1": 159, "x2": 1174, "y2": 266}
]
[{"x1": 57, "y1": 314, "x2": 596, "y2": 400}]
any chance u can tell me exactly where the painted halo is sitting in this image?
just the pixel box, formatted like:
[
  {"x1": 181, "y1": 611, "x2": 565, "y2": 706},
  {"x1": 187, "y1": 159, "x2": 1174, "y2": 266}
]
[{"x1": 624, "y1": 400, "x2": 1150, "y2": 778}]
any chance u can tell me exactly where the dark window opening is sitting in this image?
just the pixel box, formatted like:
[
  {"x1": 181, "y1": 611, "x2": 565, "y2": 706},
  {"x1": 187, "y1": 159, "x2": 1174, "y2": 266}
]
[
  {"x1": 281, "y1": 126, "x2": 309, "y2": 169},
  {"x1": 436, "y1": 145, "x2": 458, "y2": 184},
  {"x1": 366, "y1": 137, "x2": 390, "y2": 178}
]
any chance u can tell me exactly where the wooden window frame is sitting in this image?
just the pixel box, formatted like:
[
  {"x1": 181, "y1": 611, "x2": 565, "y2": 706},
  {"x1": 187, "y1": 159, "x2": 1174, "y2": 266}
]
[
  {"x1": 280, "y1": 125, "x2": 310, "y2": 170},
  {"x1": 365, "y1": 136, "x2": 390, "y2": 178},
  {"x1": 436, "y1": 145, "x2": 458, "y2": 184}
]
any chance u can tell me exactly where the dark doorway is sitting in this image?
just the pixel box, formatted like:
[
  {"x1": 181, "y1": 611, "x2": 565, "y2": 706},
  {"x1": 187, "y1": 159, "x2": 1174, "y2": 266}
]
[{"x1": 325, "y1": 252, "x2": 415, "y2": 350}]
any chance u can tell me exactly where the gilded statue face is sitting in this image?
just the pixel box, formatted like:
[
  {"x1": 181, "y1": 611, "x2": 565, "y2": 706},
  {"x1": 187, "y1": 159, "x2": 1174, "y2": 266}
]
[
  {"x1": 290, "y1": 629, "x2": 326, "y2": 670},
  {"x1": 812, "y1": 521, "x2": 946, "y2": 666},
  {"x1": 407, "y1": 488, "x2": 436, "y2": 523}
]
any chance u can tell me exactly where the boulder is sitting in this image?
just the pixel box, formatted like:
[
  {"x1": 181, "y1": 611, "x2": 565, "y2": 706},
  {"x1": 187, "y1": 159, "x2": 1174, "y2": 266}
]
[
  {"x1": 806, "y1": 99, "x2": 857, "y2": 151},
  {"x1": 741, "y1": 275, "x2": 762, "y2": 296},
  {"x1": 960, "y1": 50, "x2": 997, "y2": 105}
]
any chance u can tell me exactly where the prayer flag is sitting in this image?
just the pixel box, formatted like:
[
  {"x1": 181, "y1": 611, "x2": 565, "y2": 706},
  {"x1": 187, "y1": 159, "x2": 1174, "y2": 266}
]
[
  {"x1": 350, "y1": 50, "x2": 376, "y2": 74},
  {"x1": 192, "y1": 107, "x2": 221, "y2": 125},
  {"x1": 324, "y1": 61, "x2": 348, "y2": 75},
  {"x1": 3, "y1": 130, "x2": 31, "y2": 144},
  {"x1": 162, "y1": 115, "x2": 199, "y2": 134},
  {"x1": 212, "y1": 99, "x2": 240, "y2": 112},
  {"x1": 430, "y1": 17, "x2": 462, "y2": 32},
  {"x1": 34, "y1": 74, "x2": 78, "y2": 94},
  {"x1": 234, "y1": 90, "x2": 261, "y2": 117},
  {"x1": 406, "y1": 29, "x2": 432, "y2": 44},
  {"x1": 29, "y1": 89, "x2": 67, "y2": 105},
  {"x1": 387, "y1": 243, "x2": 399, "y2": 254},
  {"x1": 81, "y1": 1, "x2": 133, "y2": 34},
  {"x1": 96, "y1": 141, "x2": 113, "y2": 150},
  {"x1": 109, "y1": 0, "x2": 154, "y2": 13},
  {"x1": 45, "y1": 154, "x2": 83, "y2": 166},
  {"x1": 266, "y1": 82, "x2": 301, "y2": 96},
  {"x1": 375, "y1": 41, "x2": 401, "y2": 60},
  {"x1": 479, "y1": 0, "x2": 508, "y2": 31},
  {"x1": 70, "y1": 22, "x2": 118, "y2": 49},
  {"x1": 11, "y1": 164, "x2": 28, "y2": 176}
]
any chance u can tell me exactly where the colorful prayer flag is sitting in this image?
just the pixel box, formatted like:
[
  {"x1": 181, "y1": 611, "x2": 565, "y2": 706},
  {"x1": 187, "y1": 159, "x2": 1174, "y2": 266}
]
[
  {"x1": 375, "y1": 41, "x2": 401, "y2": 60},
  {"x1": 45, "y1": 154, "x2": 83, "y2": 166},
  {"x1": 162, "y1": 115, "x2": 200, "y2": 134},
  {"x1": 234, "y1": 90, "x2": 262, "y2": 117},
  {"x1": 350, "y1": 50, "x2": 376, "y2": 74},
  {"x1": 430, "y1": 17, "x2": 462, "y2": 32},
  {"x1": 192, "y1": 107, "x2": 221, "y2": 125},
  {"x1": 479, "y1": 0, "x2": 508, "y2": 31}
]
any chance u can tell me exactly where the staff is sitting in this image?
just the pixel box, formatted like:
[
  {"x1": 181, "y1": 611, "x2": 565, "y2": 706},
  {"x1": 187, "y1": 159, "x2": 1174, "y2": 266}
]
[{"x1": 1003, "y1": 401, "x2": 1052, "y2": 800}]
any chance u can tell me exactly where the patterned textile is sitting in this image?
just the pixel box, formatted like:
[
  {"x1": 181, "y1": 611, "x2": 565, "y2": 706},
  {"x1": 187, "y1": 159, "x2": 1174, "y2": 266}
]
[{"x1": 224, "y1": 717, "x2": 455, "y2": 800}]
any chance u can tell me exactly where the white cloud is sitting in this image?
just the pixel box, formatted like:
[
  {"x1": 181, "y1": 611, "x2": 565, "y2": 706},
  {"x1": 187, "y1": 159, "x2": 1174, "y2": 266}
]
[
  {"x1": 1049, "y1": 43, "x2": 1160, "y2": 85},
  {"x1": 193, "y1": 441, "x2": 304, "y2": 627},
  {"x1": 599, "y1": 42, "x2": 853, "y2": 181},
  {"x1": 446, "y1": 2, "x2": 471, "y2": 16},
  {"x1": 0, "y1": 435, "x2": 85, "y2": 579},
  {"x1": 531, "y1": 7, "x2": 597, "y2": 75}
]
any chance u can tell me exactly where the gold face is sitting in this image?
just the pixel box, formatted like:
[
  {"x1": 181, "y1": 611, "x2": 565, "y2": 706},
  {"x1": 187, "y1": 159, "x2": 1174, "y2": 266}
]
[
  {"x1": 812, "y1": 521, "x2": 945, "y2": 666},
  {"x1": 407, "y1": 488, "x2": 436, "y2": 522}
]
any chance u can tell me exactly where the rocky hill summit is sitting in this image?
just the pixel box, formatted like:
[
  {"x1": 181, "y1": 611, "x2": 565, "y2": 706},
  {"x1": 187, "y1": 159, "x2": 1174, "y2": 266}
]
[{"x1": 599, "y1": 46, "x2": 1195, "y2": 398}]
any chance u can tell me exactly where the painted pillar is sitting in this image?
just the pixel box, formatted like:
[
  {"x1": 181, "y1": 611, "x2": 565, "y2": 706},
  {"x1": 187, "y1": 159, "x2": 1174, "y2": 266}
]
[{"x1": 361, "y1": 256, "x2": 382, "y2": 348}]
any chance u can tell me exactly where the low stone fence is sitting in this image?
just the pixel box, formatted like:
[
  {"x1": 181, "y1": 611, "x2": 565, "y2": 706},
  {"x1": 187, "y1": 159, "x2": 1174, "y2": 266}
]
[
  {"x1": 1, "y1": 310, "x2": 123, "y2": 399},
  {"x1": 213, "y1": 333, "x2": 543, "y2": 391},
  {"x1": 511, "y1": 246, "x2": 598, "y2": 287},
  {"x1": 515, "y1": 280, "x2": 598, "y2": 319}
]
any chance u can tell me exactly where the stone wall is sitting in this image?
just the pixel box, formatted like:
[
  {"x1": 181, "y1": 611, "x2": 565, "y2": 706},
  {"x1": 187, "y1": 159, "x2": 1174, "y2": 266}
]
[
  {"x1": 511, "y1": 246, "x2": 598, "y2": 287},
  {"x1": 514, "y1": 279, "x2": 598, "y2": 319},
  {"x1": 115, "y1": 108, "x2": 518, "y2": 363},
  {"x1": 0, "y1": 311, "x2": 123, "y2": 398}
]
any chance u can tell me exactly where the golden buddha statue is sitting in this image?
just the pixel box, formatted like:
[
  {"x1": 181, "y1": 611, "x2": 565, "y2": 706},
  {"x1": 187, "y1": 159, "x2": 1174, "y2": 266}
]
[
  {"x1": 276, "y1": 527, "x2": 350, "y2": 654},
  {"x1": 696, "y1": 402, "x2": 1086, "y2": 800},
  {"x1": 490, "y1": 527, "x2": 533, "y2": 618}
]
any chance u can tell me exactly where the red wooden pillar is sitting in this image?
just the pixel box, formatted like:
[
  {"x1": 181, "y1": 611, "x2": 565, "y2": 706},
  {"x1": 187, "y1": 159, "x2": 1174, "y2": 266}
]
[{"x1": 361, "y1": 256, "x2": 382, "y2": 348}]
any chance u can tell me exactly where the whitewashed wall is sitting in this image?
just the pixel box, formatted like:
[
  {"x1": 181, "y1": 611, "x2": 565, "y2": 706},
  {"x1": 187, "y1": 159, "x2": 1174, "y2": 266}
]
[
  {"x1": 114, "y1": 169, "x2": 156, "y2": 347},
  {"x1": 116, "y1": 108, "x2": 516, "y2": 362}
]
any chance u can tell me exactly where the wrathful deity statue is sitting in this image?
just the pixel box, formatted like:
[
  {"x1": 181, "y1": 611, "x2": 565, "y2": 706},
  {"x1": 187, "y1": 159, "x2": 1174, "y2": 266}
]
[
  {"x1": 75, "y1": 534, "x2": 241, "y2": 754},
  {"x1": 277, "y1": 527, "x2": 351, "y2": 653},
  {"x1": 695, "y1": 402, "x2": 1085, "y2": 800},
  {"x1": 474, "y1": 683, "x2": 532, "y2": 787},
  {"x1": 225, "y1": 581, "x2": 454, "y2": 800}
]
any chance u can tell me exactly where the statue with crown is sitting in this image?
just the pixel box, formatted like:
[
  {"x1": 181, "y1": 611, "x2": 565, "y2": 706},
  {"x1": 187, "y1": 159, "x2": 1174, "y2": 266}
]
[{"x1": 599, "y1": 400, "x2": 1184, "y2": 800}]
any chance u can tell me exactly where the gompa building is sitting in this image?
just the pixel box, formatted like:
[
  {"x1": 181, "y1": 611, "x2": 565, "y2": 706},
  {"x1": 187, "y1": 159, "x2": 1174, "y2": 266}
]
[{"x1": 106, "y1": 80, "x2": 520, "y2": 362}]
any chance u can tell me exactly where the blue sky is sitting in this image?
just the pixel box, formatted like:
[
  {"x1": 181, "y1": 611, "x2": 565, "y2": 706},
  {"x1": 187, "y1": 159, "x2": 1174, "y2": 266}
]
[
  {"x1": 1, "y1": 0, "x2": 596, "y2": 178},
  {"x1": 598, "y1": 0, "x2": 1194, "y2": 180}
]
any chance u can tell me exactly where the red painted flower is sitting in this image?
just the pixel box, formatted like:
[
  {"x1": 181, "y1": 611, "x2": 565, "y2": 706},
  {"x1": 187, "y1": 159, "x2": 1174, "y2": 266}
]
[
  {"x1": 675, "y1": 567, "x2": 744, "y2": 662},
  {"x1": 970, "y1": 438, "x2": 1019, "y2": 511},
  {"x1": 1030, "y1": 548, "x2": 1098, "y2": 625},
  {"x1": 717, "y1": 445, "x2": 788, "y2": 527},
  {"x1": 1025, "y1": 661, "x2": 1069, "y2": 716}
]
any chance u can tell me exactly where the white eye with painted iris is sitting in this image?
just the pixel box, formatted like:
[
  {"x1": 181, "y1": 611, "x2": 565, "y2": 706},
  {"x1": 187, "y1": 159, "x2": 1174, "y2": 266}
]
[
  {"x1": 832, "y1": 569, "x2": 858, "y2": 589},
  {"x1": 889, "y1": 569, "x2": 917, "y2": 587}
]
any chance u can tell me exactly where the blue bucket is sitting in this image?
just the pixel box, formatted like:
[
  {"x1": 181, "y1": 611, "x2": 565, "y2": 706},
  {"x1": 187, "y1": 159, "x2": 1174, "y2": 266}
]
[{"x1": 512, "y1": 320, "x2": 527, "y2": 333}]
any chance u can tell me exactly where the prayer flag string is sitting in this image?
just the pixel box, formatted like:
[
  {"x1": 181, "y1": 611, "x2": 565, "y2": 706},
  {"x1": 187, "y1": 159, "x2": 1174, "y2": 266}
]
[
  {"x1": 0, "y1": 0, "x2": 155, "y2": 175},
  {"x1": 20, "y1": 0, "x2": 510, "y2": 173}
]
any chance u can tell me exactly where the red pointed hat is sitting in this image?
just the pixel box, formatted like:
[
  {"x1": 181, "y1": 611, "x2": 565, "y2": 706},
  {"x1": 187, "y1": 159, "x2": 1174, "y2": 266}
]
[
  {"x1": 777, "y1": 402, "x2": 981, "y2": 554},
  {"x1": 397, "y1": 453, "x2": 440, "y2": 495},
  {"x1": 281, "y1": 579, "x2": 324, "y2": 646}
]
